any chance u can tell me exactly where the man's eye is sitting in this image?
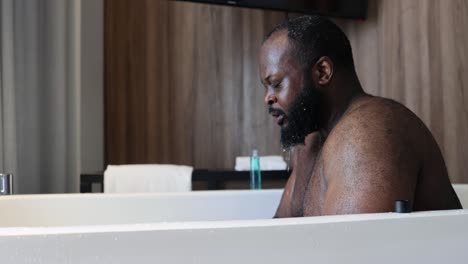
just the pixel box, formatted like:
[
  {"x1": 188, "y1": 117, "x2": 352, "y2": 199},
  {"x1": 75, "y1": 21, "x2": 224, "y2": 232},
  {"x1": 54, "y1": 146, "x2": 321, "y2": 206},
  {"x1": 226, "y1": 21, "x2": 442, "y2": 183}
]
[{"x1": 273, "y1": 82, "x2": 282, "y2": 89}]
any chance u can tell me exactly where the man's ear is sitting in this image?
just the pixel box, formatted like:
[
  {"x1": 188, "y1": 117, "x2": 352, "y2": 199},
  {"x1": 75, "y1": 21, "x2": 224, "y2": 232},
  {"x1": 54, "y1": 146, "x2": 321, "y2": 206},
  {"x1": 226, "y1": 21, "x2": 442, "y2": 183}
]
[{"x1": 311, "y1": 56, "x2": 334, "y2": 86}]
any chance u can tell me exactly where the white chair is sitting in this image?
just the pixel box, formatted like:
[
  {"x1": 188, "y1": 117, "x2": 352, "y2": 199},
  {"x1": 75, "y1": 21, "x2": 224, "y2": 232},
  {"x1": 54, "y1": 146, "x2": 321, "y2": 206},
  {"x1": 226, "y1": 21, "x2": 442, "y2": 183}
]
[
  {"x1": 453, "y1": 184, "x2": 468, "y2": 208},
  {"x1": 103, "y1": 164, "x2": 193, "y2": 193}
]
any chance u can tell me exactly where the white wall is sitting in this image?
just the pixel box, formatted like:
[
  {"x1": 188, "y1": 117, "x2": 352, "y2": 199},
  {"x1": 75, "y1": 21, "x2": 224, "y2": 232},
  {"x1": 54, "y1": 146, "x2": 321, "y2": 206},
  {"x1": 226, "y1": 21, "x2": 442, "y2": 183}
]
[{"x1": 80, "y1": 0, "x2": 104, "y2": 174}]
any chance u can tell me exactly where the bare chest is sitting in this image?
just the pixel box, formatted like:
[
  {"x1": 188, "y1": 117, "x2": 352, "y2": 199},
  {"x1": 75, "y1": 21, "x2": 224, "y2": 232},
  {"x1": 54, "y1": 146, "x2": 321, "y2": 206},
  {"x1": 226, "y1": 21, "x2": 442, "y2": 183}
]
[
  {"x1": 302, "y1": 156, "x2": 327, "y2": 216},
  {"x1": 290, "y1": 148, "x2": 327, "y2": 216}
]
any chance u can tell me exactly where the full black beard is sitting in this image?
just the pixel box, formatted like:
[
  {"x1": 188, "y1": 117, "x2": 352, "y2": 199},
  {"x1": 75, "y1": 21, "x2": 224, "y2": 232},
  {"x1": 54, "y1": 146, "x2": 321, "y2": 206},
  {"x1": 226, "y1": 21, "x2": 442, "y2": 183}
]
[{"x1": 279, "y1": 84, "x2": 321, "y2": 149}]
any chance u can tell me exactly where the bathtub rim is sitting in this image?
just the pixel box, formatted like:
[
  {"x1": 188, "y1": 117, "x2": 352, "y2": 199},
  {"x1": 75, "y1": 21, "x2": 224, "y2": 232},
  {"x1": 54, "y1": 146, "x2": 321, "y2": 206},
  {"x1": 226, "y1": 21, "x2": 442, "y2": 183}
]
[
  {"x1": 1, "y1": 209, "x2": 466, "y2": 237},
  {"x1": 0, "y1": 189, "x2": 283, "y2": 200}
]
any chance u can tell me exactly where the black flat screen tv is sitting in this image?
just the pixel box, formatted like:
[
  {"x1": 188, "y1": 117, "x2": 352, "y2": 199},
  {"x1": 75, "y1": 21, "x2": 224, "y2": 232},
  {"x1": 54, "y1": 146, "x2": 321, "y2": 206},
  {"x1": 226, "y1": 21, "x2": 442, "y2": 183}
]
[{"x1": 178, "y1": 0, "x2": 368, "y2": 20}]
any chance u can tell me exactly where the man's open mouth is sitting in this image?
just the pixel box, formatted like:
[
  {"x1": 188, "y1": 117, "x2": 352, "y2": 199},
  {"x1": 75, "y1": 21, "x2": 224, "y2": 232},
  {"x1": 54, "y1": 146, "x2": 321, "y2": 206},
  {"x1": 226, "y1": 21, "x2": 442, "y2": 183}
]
[
  {"x1": 271, "y1": 113, "x2": 285, "y2": 126},
  {"x1": 269, "y1": 108, "x2": 286, "y2": 126},
  {"x1": 277, "y1": 115, "x2": 285, "y2": 125}
]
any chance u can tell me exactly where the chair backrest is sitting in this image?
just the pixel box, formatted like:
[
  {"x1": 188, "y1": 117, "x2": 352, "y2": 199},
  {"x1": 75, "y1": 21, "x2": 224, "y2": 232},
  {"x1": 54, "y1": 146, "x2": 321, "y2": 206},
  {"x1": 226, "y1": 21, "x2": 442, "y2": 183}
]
[
  {"x1": 453, "y1": 184, "x2": 468, "y2": 208},
  {"x1": 104, "y1": 164, "x2": 193, "y2": 193}
]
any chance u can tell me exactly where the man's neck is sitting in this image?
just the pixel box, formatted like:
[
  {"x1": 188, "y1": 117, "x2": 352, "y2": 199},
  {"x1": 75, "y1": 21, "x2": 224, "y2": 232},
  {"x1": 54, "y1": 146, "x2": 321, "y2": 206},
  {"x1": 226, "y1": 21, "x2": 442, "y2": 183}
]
[{"x1": 319, "y1": 72, "x2": 365, "y2": 137}]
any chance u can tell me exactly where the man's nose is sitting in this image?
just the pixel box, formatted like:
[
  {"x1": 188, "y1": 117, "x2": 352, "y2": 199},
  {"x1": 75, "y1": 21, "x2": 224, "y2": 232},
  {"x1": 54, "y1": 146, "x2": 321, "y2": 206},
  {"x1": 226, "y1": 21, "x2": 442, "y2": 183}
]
[{"x1": 264, "y1": 92, "x2": 277, "y2": 105}]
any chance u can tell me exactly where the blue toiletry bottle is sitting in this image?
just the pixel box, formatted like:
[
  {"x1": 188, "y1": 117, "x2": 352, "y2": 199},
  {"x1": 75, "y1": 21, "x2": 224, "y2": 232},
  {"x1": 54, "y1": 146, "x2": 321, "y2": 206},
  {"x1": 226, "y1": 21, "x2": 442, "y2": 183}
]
[{"x1": 250, "y1": 150, "x2": 262, "y2": 190}]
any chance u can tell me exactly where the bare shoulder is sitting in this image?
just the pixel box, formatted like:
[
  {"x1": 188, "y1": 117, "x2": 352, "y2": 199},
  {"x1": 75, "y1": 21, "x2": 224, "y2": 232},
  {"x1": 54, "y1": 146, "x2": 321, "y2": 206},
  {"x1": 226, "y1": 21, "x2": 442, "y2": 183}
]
[
  {"x1": 303, "y1": 95, "x2": 460, "y2": 215},
  {"x1": 338, "y1": 96, "x2": 423, "y2": 133},
  {"x1": 324, "y1": 96, "x2": 427, "y2": 157},
  {"x1": 316, "y1": 96, "x2": 426, "y2": 214}
]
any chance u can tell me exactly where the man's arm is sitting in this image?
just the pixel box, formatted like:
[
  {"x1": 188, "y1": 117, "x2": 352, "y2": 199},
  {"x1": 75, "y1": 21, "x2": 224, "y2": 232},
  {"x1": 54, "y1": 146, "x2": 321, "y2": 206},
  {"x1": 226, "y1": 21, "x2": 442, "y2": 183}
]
[
  {"x1": 310, "y1": 112, "x2": 421, "y2": 215},
  {"x1": 275, "y1": 132, "x2": 322, "y2": 218},
  {"x1": 274, "y1": 171, "x2": 296, "y2": 218}
]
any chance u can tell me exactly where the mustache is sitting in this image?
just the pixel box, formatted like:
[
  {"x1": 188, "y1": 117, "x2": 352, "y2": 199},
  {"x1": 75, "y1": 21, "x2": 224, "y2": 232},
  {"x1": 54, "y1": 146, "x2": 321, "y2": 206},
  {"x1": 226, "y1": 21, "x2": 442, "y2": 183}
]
[{"x1": 268, "y1": 107, "x2": 286, "y2": 116}]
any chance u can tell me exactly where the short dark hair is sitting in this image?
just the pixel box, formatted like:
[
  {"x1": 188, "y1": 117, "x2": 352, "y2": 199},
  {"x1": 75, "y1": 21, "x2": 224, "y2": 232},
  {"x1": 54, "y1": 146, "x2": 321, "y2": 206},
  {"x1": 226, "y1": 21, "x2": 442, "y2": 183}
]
[{"x1": 266, "y1": 15, "x2": 355, "y2": 71}]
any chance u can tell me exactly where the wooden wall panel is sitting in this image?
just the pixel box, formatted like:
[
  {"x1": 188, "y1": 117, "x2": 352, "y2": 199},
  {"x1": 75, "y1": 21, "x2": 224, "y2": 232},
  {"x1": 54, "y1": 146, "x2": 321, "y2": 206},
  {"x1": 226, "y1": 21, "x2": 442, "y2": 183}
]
[
  {"x1": 105, "y1": 0, "x2": 468, "y2": 182},
  {"x1": 105, "y1": 0, "x2": 285, "y2": 169}
]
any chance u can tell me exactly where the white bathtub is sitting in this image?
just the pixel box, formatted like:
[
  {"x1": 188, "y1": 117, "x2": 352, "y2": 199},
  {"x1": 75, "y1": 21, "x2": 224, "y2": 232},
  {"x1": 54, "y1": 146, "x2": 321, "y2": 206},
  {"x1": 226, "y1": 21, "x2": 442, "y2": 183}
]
[{"x1": 0, "y1": 185, "x2": 467, "y2": 264}]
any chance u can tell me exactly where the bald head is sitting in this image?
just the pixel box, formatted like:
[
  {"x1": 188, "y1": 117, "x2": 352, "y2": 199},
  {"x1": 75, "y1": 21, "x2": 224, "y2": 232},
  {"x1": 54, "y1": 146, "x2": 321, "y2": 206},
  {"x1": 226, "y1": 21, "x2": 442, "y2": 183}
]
[{"x1": 263, "y1": 15, "x2": 355, "y2": 72}]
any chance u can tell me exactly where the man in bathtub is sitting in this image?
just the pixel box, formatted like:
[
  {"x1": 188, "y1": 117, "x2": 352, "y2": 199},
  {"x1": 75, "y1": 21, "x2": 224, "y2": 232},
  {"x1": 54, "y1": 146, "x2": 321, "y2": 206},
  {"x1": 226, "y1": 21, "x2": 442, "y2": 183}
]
[{"x1": 259, "y1": 16, "x2": 462, "y2": 217}]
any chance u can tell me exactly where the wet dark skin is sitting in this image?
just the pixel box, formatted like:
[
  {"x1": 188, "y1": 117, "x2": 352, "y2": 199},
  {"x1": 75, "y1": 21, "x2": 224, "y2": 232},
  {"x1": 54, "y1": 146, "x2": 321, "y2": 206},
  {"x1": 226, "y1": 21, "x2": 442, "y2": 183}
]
[{"x1": 259, "y1": 30, "x2": 462, "y2": 217}]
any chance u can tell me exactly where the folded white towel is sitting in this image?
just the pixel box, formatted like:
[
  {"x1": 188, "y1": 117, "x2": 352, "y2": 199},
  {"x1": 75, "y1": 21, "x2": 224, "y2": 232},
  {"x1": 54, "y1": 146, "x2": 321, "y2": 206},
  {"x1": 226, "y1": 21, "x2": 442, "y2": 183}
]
[
  {"x1": 104, "y1": 164, "x2": 193, "y2": 193},
  {"x1": 234, "y1": 155, "x2": 287, "y2": 171}
]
